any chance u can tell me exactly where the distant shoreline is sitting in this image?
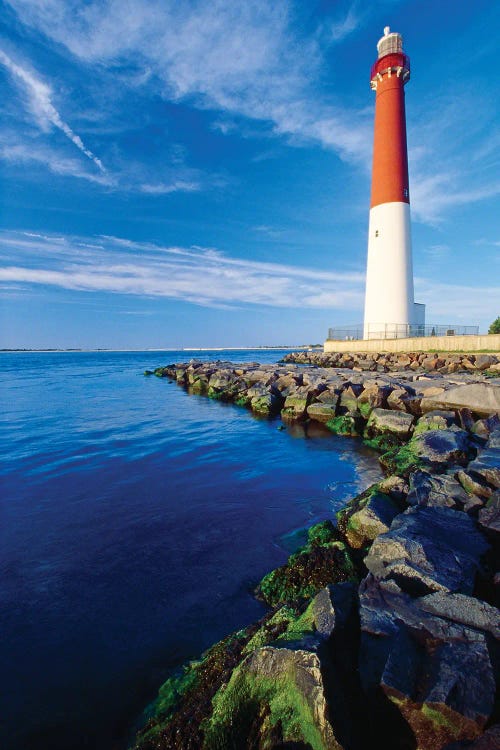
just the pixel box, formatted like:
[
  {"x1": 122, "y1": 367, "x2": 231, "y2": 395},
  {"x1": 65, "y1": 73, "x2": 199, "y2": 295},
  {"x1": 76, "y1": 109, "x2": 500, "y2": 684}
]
[{"x1": 0, "y1": 346, "x2": 323, "y2": 353}]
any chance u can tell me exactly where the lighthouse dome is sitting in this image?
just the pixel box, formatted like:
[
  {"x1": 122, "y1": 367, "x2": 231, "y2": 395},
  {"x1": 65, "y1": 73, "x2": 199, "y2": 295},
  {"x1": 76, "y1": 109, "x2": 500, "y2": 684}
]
[{"x1": 377, "y1": 27, "x2": 403, "y2": 58}]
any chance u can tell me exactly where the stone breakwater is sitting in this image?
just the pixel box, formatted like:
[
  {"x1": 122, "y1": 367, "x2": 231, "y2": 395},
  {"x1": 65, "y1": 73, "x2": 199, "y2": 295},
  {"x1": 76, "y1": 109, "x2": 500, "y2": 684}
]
[
  {"x1": 135, "y1": 358, "x2": 500, "y2": 750},
  {"x1": 282, "y1": 350, "x2": 500, "y2": 374}
]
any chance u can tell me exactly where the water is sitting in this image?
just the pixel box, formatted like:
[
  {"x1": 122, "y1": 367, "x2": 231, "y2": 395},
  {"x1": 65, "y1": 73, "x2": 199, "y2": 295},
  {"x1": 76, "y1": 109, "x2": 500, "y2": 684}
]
[{"x1": 0, "y1": 350, "x2": 381, "y2": 750}]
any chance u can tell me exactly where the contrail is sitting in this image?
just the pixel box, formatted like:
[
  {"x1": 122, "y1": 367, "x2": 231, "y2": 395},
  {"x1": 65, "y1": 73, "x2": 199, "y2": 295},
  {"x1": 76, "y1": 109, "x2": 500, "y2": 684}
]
[{"x1": 0, "y1": 48, "x2": 105, "y2": 172}]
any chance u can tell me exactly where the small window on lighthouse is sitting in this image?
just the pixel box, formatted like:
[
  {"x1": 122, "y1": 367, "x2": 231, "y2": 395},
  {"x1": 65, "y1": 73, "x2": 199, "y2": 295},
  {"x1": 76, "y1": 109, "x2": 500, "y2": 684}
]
[
  {"x1": 375, "y1": 230, "x2": 379, "y2": 237},
  {"x1": 404, "y1": 188, "x2": 408, "y2": 197}
]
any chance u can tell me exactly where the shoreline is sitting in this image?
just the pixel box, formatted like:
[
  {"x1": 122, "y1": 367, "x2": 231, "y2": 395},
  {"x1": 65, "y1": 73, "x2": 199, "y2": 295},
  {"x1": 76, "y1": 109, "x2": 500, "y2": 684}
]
[{"x1": 131, "y1": 354, "x2": 500, "y2": 750}]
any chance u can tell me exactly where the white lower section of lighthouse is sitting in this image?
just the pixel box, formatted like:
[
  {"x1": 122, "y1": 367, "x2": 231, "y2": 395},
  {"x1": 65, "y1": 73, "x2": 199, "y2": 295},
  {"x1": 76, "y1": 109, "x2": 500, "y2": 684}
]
[{"x1": 363, "y1": 202, "x2": 425, "y2": 339}]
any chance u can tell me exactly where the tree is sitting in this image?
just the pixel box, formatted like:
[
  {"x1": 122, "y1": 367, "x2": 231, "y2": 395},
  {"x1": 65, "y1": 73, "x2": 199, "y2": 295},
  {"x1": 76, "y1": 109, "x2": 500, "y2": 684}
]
[{"x1": 488, "y1": 317, "x2": 500, "y2": 334}]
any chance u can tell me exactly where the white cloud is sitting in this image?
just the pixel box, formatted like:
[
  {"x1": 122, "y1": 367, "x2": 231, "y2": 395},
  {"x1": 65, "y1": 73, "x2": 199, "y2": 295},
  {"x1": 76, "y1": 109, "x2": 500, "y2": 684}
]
[
  {"x1": 0, "y1": 229, "x2": 364, "y2": 310},
  {"x1": 0, "y1": 139, "x2": 113, "y2": 185},
  {"x1": 0, "y1": 47, "x2": 105, "y2": 171},
  {"x1": 5, "y1": 0, "x2": 372, "y2": 164},
  {"x1": 139, "y1": 180, "x2": 201, "y2": 195}
]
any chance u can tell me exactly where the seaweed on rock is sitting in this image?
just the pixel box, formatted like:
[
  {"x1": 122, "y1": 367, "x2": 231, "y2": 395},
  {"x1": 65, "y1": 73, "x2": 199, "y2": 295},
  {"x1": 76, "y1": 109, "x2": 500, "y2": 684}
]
[{"x1": 255, "y1": 521, "x2": 357, "y2": 607}]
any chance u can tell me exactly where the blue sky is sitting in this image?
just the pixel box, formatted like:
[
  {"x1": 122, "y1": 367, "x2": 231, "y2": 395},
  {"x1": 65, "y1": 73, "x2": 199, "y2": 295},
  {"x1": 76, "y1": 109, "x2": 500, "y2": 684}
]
[{"x1": 0, "y1": 0, "x2": 498, "y2": 349}]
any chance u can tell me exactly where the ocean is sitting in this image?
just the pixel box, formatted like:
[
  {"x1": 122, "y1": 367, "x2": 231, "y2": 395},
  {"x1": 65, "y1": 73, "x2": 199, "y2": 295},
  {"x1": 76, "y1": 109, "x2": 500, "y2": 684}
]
[{"x1": 0, "y1": 350, "x2": 381, "y2": 749}]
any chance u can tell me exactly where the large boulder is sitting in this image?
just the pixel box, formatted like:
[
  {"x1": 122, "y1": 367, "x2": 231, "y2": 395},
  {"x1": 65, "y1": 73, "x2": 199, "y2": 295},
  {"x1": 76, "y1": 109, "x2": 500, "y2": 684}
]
[
  {"x1": 282, "y1": 387, "x2": 314, "y2": 420},
  {"x1": 410, "y1": 427, "x2": 474, "y2": 467},
  {"x1": 204, "y1": 646, "x2": 343, "y2": 750},
  {"x1": 307, "y1": 402, "x2": 337, "y2": 423},
  {"x1": 407, "y1": 470, "x2": 469, "y2": 509},
  {"x1": 420, "y1": 383, "x2": 500, "y2": 418},
  {"x1": 478, "y1": 491, "x2": 500, "y2": 538},
  {"x1": 365, "y1": 506, "x2": 489, "y2": 595},
  {"x1": 366, "y1": 408, "x2": 415, "y2": 439},
  {"x1": 466, "y1": 429, "x2": 500, "y2": 489},
  {"x1": 359, "y1": 577, "x2": 497, "y2": 750},
  {"x1": 341, "y1": 491, "x2": 401, "y2": 549}
]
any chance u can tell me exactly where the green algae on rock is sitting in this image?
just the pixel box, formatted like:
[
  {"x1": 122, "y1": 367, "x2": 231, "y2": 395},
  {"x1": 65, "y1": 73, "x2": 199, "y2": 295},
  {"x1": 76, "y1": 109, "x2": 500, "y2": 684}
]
[
  {"x1": 204, "y1": 646, "x2": 342, "y2": 750},
  {"x1": 256, "y1": 521, "x2": 357, "y2": 607},
  {"x1": 325, "y1": 415, "x2": 363, "y2": 437},
  {"x1": 336, "y1": 484, "x2": 401, "y2": 549}
]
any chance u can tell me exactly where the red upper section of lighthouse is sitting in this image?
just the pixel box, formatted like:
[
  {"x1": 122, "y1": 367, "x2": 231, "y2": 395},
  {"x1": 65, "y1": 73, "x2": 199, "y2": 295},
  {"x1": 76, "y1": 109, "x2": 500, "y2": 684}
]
[
  {"x1": 370, "y1": 52, "x2": 410, "y2": 85},
  {"x1": 369, "y1": 30, "x2": 411, "y2": 209}
]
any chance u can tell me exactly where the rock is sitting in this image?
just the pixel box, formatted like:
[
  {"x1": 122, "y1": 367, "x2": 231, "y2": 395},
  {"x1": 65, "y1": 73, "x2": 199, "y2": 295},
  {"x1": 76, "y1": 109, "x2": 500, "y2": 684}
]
[
  {"x1": 474, "y1": 354, "x2": 497, "y2": 370},
  {"x1": 311, "y1": 582, "x2": 357, "y2": 638},
  {"x1": 256, "y1": 521, "x2": 356, "y2": 607},
  {"x1": 387, "y1": 387, "x2": 413, "y2": 412},
  {"x1": 421, "y1": 386, "x2": 446, "y2": 397},
  {"x1": 326, "y1": 414, "x2": 363, "y2": 437},
  {"x1": 472, "y1": 413, "x2": 500, "y2": 439},
  {"x1": 306, "y1": 402, "x2": 337, "y2": 423},
  {"x1": 282, "y1": 387, "x2": 313, "y2": 420},
  {"x1": 343, "y1": 491, "x2": 401, "y2": 549},
  {"x1": 420, "y1": 383, "x2": 500, "y2": 418},
  {"x1": 365, "y1": 506, "x2": 489, "y2": 595},
  {"x1": 357, "y1": 384, "x2": 393, "y2": 418},
  {"x1": 250, "y1": 393, "x2": 282, "y2": 415},
  {"x1": 338, "y1": 391, "x2": 362, "y2": 417},
  {"x1": 366, "y1": 408, "x2": 415, "y2": 439},
  {"x1": 407, "y1": 470, "x2": 469, "y2": 509},
  {"x1": 411, "y1": 427, "x2": 474, "y2": 467},
  {"x1": 466, "y1": 431, "x2": 500, "y2": 488},
  {"x1": 205, "y1": 646, "x2": 342, "y2": 750},
  {"x1": 359, "y1": 577, "x2": 496, "y2": 750},
  {"x1": 316, "y1": 387, "x2": 341, "y2": 406},
  {"x1": 414, "y1": 410, "x2": 457, "y2": 434},
  {"x1": 378, "y1": 474, "x2": 409, "y2": 502},
  {"x1": 443, "y1": 725, "x2": 500, "y2": 750},
  {"x1": 419, "y1": 592, "x2": 500, "y2": 639},
  {"x1": 456, "y1": 470, "x2": 493, "y2": 500},
  {"x1": 478, "y1": 491, "x2": 500, "y2": 538}
]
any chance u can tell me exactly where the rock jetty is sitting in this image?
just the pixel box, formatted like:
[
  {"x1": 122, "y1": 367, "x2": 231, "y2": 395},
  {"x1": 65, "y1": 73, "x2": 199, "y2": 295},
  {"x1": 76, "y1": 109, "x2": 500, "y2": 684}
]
[{"x1": 135, "y1": 355, "x2": 500, "y2": 750}]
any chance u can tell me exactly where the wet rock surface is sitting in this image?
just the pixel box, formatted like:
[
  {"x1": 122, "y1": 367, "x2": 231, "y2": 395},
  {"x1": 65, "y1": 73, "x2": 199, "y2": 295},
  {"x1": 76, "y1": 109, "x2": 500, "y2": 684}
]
[{"x1": 133, "y1": 354, "x2": 500, "y2": 750}]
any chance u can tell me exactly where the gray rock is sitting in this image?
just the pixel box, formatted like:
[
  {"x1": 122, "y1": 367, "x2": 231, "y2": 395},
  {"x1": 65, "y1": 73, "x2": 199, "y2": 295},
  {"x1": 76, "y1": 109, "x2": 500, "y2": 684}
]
[
  {"x1": 359, "y1": 577, "x2": 496, "y2": 748},
  {"x1": 478, "y1": 491, "x2": 500, "y2": 537},
  {"x1": 420, "y1": 383, "x2": 500, "y2": 417},
  {"x1": 456, "y1": 470, "x2": 493, "y2": 499},
  {"x1": 407, "y1": 470, "x2": 469, "y2": 509},
  {"x1": 474, "y1": 354, "x2": 497, "y2": 370},
  {"x1": 365, "y1": 506, "x2": 489, "y2": 595},
  {"x1": 227, "y1": 646, "x2": 341, "y2": 749},
  {"x1": 345, "y1": 491, "x2": 400, "y2": 549},
  {"x1": 414, "y1": 409, "x2": 457, "y2": 434},
  {"x1": 366, "y1": 407, "x2": 415, "y2": 439},
  {"x1": 419, "y1": 591, "x2": 500, "y2": 639},
  {"x1": 306, "y1": 402, "x2": 337, "y2": 423},
  {"x1": 472, "y1": 413, "x2": 500, "y2": 439},
  {"x1": 311, "y1": 582, "x2": 357, "y2": 638},
  {"x1": 282, "y1": 387, "x2": 313, "y2": 419},
  {"x1": 378, "y1": 474, "x2": 409, "y2": 501},
  {"x1": 467, "y1": 431, "x2": 500, "y2": 488},
  {"x1": 411, "y1": 427, "x2": 474, "y2": 467}
]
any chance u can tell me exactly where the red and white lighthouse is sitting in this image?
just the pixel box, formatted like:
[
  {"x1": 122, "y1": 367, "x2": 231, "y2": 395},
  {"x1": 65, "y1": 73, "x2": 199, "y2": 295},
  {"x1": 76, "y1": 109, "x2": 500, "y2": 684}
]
[{"x1": 363, "y1": 27, "x2": 425, "y2": 339}]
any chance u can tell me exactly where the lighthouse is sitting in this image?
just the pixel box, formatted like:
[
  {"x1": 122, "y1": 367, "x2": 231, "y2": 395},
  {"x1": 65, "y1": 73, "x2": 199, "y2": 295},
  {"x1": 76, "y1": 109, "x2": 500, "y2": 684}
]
[{"x1": 363, "y1": 27, "x2": 425, "y2": 340}]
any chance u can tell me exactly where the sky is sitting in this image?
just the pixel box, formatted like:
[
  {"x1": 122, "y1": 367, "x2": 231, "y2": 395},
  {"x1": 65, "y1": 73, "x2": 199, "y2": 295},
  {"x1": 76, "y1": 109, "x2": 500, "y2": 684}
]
[{"x1": 0, "y1": 0, "x2": 498, "y2": 349}]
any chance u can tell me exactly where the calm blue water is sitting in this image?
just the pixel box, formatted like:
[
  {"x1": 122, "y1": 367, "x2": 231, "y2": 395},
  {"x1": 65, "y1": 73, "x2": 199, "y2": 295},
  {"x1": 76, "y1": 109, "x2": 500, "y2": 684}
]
[{"x1": 0, "y1": 350, "x2": 381, "y2": 750}]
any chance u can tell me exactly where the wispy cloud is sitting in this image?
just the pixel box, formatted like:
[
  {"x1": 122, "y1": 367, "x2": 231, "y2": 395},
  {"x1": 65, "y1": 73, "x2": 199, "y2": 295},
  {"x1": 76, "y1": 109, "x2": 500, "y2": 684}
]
[
  {"x1": 0, "y1": 47, "x2": 105, "y2": 172},
  {"x1": 324, "y1": 3, "x2": 362, "y2": 43},
  {"x1": 0, "y1": 229, "x2": 364, "y2": 310},
  {"x1": 139, "y1": 180, "x2": 202, "y2": 195},
  {"x1": 0, "y1": 138, "x2": 113, "y2": 185},
  {"x1": 5, "y1": 0, "x2": 372, "y2": 164},
  {"x1": 2, "y1": 229, "x2": 497, "y2": 323}
]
